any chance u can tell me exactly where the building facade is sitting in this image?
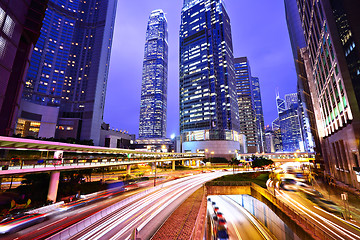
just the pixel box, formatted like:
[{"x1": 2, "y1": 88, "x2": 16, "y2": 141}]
[
  {"x1": 296, "y1": 0, "x2": 360, "y2": 188},
  {"x1": 252, "y1": 76, "x2": 265, "y2": 152},
  {"x1": 285, "y1": 0, "x2": 318, "y2": 155},
  {"x1": 19, "y1": 0, "x2": 117, "y2": 145},
  {"x1": 279, "y1": 104, "x2": 304, "y2": 152},
  {"x1": 276, "y1": 94, "x2": 286, "y2": 114},
  {"x1": 234, "y1": 57, "x2": 259, "y2": 153},
  {"x1": 0, "y1": 0, "x2": 47, "y2": 137},
  {"x1": 139, "y1": 10, "x2": 168, "y2": 139},
  {"x1": 284, "y1": 93, "x2": 298, "y2": 109},
  {"x1": 179, "y1": 0, "x2": 242, "y2": 157}
]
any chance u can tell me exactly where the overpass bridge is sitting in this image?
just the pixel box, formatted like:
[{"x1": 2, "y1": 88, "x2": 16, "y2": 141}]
[{"x1": 0, "y1": 136, "x2": 204, "y2": 202}]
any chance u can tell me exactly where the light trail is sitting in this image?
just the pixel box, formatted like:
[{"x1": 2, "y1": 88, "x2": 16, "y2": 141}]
[
  {"x1": 62, "y1": 172, "x2": 230, "y2": 240},
  {"x1": 278, "y1": 190, "x2": 360, "y2": 240}
]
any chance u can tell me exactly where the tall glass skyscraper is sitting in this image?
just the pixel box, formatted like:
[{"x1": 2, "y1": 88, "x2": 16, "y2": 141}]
[
  {"x1": 19, "y1": 0, "x2": 117, "y2": 145},
  {"x1": 234, "y1": 57, "x2": 259, "y2": 153},
  {"x1": 180, "y1": 0, "x2": 243, "y2": 156},
  {"x1": 0, "y1": 0, "x2": 47, "y2": 137},
  {"x1": 252, "y1": 77, "x2": 265, "y2": 152},
  {"x1": 291, "y1": 0, "x2": 360, "y2": 189},
  {"x1": 139, "y1": 10, "x2": 168, "y2": 139}
]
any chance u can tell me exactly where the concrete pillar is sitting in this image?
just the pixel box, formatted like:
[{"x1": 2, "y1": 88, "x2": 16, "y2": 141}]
[
  {"x1": 182, "y1": 160, "x2": 184, "y2": 166},
  {"x1": 196, "y1": 160, "x2": 200, "y2": 167},
  {"x1": 172, "y1": 161, "x2": 175, "y2": 170},
  {"x1": 126, "y1": 165, "x2": 131, "y2": 175},
  {"x1": 47, "y1": 171, "x2": 60, "y2": 203}
]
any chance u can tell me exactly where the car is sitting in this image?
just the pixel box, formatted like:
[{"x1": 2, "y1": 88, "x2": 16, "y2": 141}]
[
  {"x1": 213, "y1": 206, "x2": 219, "y2": 213},
  {"x1": 218, "y1": 218, "x2": 227, "y2": 229},
  {"x1": 216, "y1": 212, "x2": 224, "y2": 218},
  {"x1": 208, "y1": 197, "x2": 211, "y2": 202},
  {"x1": 0, "y1": 213, "x2": 47, "y2": 234},
  {"x1": 211, "y1": 201, "x2": 216, "y2": 206},
  {"x1": 216, "y1": 225, "x2": 229, "y2": 240},
  {"x1": 280, "y1": 178, "x2": 298, "y2": 191},
  {"x1": 316, "y1": 198, "x2": 343, "y2": 217}
]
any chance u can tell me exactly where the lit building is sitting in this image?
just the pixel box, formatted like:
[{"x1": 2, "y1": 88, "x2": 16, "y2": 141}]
[
  {"x1": 0, "y1": 0, "x2": 47, "y2": 137},
  {"x1": 100, "y1": 123, "x2": 135, "y2": 149},
  {"x1": 264, "y1": 129, "x2": 275, "y2": 153},
  {"x1": 285, "y1": 0, "x2": 318, "y2": 155},
  {"x1": 279, "y1": 104, "x2": 304, "y2": 152},
  {"x1": 295, "y1": 0, "x2": 360, "y2": 188},
  {"x1": 19, "y1": 0, "x2": 118, "y2": 145},
  {"x1": 272, "y1": 117, "x2": 280, "y2": 130},
  {"x1": 276, "y1": 93, "x2": 286, "y2": 114},
  {"x1": 139, "y1": 9, "x2": 168, "y2": 139},
  {"x1": 273, "y1": 128, "x2": 283, "y2": 152},
  {"x1": 179, "y1": 0, "x2": 243, "y2": 158},
  {"x1": 15, "y1": 101, "x2": 59, "y2": 138},
  {"x1": 284, "y1": 93, "x2": 298, "y2": 109},
  {"x1": 252, "y1": 76, "x2": 265, "y2": 152},
  {"x1": 234, "y1": 57, "x2": 260, "y2": 153}
]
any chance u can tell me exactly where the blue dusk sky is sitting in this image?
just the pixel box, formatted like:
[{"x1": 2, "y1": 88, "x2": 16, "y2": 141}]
[{"x1": 103, "y1": 0, "x2": 297, "y2": 137}]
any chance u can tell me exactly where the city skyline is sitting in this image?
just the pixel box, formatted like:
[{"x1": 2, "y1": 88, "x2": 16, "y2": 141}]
[{"x1": 104, "y1": 0, "x2": 297, "y2": 137}]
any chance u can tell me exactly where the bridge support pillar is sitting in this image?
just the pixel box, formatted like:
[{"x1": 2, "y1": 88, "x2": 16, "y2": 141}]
[
  {"x1": 47, "y1": 171, "x2": 60, "y2": 203},
  {"x1": 126, "y1": 165, "x2": 131, "y2": 175},
  {"x1": 172, "y1": 161, "x2": 175, "y2": 170},
  {"x1": 182, "y1": 160, "x2": 184, "y2": 166},
  {"x1": 196, "y1": 160, "x2": 200, "y2": 167}
]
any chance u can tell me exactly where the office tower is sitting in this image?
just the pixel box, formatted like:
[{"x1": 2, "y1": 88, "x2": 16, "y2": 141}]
[
  {"x1": 252, "y1": 76, "x2": 265, "y2": 152},
  {"x1": 296, "y1": 0, "x2": 360, "y2": 188},
  {"x1": 276, "y1": 93, "x2": 286, "y2": 114},
  {"x1": 264, "y1": 129, "x2": 275, "y2": 153},
  {"x1": 285, "y1": 0, "x2": 318, "y2": 154},
  {"x1": 139, "y1": 10, "x2": 168, "y2": 139},
  {"x1": 279, "y1": 104, "x2": 304, "y2": 152},
  {"x1": 19, "y1": 0, "x2": 117, "y2": 145},
  {"x1": 0, "y1": 0, "x2": 47, "y2": 137},
  {"x1": 180, "y1": 0, "x2": 242, "y2": 156},
  {"x1": 234, "y1": 57, "x2": 258, "y2": 153},
  {"x1": 272, "y1": 117, "x2": 280, "y2": 130},
  {"x1": 273, "y1": 128, "x2": 283, "y2": 152},
  {"x1": 284, "y1": 93, "x2": 298, "y2": 109}
]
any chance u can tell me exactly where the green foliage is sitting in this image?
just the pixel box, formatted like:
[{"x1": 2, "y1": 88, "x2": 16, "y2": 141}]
[
  {"x1": 213, "y1": 172, "x2": 270, "y2": 188},
  {"x1": 250, "y1": 155, "x2": 274, "y2": 169}
]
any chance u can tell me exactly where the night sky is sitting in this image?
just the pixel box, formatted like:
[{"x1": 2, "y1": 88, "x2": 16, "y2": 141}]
[{"x1": 103, "y1": 0, "x2": 297, "y2": 138}]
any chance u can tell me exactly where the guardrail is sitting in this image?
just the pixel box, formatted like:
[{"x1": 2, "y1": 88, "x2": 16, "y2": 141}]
[
  {"x1": 251, "y1": 183, "x2": 336, "y2": 240},
  {"x1": 204, "y1": 181, "x2": 336, "y2": 240}
]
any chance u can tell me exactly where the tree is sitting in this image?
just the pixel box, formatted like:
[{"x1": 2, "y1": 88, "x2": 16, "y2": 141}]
[
  {"x1": 251, "y1": 156, "x2": 274, "y2": 169},
  {"x1": 229, "y1": 158, "x2": 240, "y2": 174}
]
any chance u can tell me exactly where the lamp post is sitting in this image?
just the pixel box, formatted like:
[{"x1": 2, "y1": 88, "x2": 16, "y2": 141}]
[{"x1": 154, "y1": 159, "x2": 157, "y2": 187}]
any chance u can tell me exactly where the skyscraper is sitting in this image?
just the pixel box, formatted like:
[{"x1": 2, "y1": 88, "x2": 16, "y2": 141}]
[
  {"x1": 279, "y1": 104, "x2": 303, "y2": 152},
  {"x1": 234, "y1": 57, "x2": 260, "y2": 153},
  {"x1": 295, "y1": 0, "x2": 360, "y2": 189},
  {"x1": 276, "y1": 93, "x2": 286, "y2": 114},
  {"x1": 18, "y1": 0, "x2": 117, "y2": 145},
  {"x1": 284, "y1": 93, "x2": 298, "y2": 109},
  {"x1": 179, "y1": 0, "x2": 243, "y2": 156},
  {"x1": 139, "y1": 9, "x2": 168, "y2": 139},
  {"x1": 285, "y1": 0, "x2": 317, "y2": 154},
  {"x1": 0, "y1": 0, "x2": 47, "y2": 137},
  {"x1": 252, "y1": 77, "x2": 265, "y2": 152}
]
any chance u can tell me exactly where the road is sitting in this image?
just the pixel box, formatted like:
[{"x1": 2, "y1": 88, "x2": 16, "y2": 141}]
[
  {"x1": 275, "y1": 186, "x2": 360, "y2": 240},
  {"x1": 208, "y1": 195, "x2": 273, "y2": 240},
  {"x1": 1, "y1": 171, "x2": 228, "y2": 240},
  {"x1": 65, "y1": 172, "x2": 228, "y2": 240}
]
